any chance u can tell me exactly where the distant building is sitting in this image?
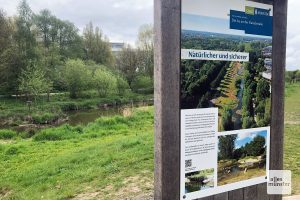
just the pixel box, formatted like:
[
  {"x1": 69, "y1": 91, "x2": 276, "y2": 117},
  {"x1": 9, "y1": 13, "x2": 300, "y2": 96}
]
[
  {"x1": 261, "y1": 46, "x2": 272, "y2": 81},
  {"x1": 262, "y1": 46, "x2": 272, "y2": 57},
  {"x1": 264, "y1": 58, "x2": 272, "y2": 71},
  {"x1": 110, "y1": 42, "x2": 124, "y2": 56},
  {"x1": 262, "y1": 72, "x2": 271, "y2": 81}
]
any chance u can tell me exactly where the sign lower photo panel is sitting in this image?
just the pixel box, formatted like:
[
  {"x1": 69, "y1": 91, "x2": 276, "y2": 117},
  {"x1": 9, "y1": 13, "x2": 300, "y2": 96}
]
[{"x1": 180, "y1": 0, "x2": 273, "y2": 199}]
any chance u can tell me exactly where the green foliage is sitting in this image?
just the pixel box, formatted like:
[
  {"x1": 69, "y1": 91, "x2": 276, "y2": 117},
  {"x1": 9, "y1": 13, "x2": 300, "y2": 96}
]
[
  {"x1": 83, "y1": 22, "x2": 114, "y2": 66},
  {"x1": 286, "y1": 70, "x2": 300, "y2": 84},
  {"x1": 18, "y1": 63, "x2": 52, "y2": 100},
  {"x1": 244, "y1": 135, "x2": 265, "y2": 156},
  {"x1": 221, "y1": 107, "x2": 234, "y2": 131},
  {"x1": 116, "y1": 44, "x2": 138, "y2": 86},
  {"x1": 181, "y1": 60, "x2": 227, "y2": 108},
  {"x1": 218, "y1": 135, "x2": 237, "y2": 160},
  {"x1": 131, "y1": 75, "x2": 153, "y2": 94},
  {"x1": 92, "y1": 68, "x2": 117, "y2": 97},
  {"x1": 242, "y1": 115, "x2": 256, "y2": 129},
  {"x1": 136, "y1": 24, "x2": 154, "y2": 79},
  {"x1": 63, "y1": 59, "x2": 91, "y2": 98},
  {"x1": 0, "y1": 129, "x2": 17, "y2": 140},
  {"x1": 256, "y1": 78, "x2": 270, "y2": 101},
  {"x1": 116, "y1": 75, "x2": 130, "y2": 95}
]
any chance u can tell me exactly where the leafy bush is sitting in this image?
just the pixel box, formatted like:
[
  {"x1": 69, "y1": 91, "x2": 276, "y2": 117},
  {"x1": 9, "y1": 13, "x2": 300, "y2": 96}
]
[
  {"x1": 92, "y1": 68, "x2": 117, "y2": 97},
  {"x1": 0, "y1": 129, "x2": 17, "y2": 140},
  {"x1": 131, "y1": 75, "x2": 153, "y2": 94},
  {"x1": 64, "y1": 59, "x2": 92, "y2": 98},
  {"x1": 116, "y1": 76, "x2": 130, "y2": 95}
]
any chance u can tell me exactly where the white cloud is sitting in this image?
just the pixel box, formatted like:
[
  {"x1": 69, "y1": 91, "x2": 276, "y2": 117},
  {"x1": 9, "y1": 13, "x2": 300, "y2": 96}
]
[
  {"x1": 237, "y1": 132, "x2": 257, "y2": 141},
  {"x1": 287, "y1": 0, "x2": 300, "y2": 70},
  {"x1": 0, "y1": 0, "x2": 153, "y2": 45},
  {"x1": 0, "y1": 0, "x2": 299, "y2": 69}
]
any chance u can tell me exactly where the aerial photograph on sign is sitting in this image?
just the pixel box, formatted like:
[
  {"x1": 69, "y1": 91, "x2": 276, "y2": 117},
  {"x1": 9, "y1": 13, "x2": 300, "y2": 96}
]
[
  {"x1": 180, "y1": 0, "x2": 273, "y2": 199},
  {"x1": 217, "y1": 130, "x2": 267, "y2": 186},
  {"x1": 180, "y1": 0, "x2": 272, "y2": 132}
]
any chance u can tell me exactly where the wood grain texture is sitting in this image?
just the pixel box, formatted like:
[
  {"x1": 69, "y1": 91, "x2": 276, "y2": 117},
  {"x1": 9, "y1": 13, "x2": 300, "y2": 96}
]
[
  {"x1": 257, "y1": 183, "x2": 268, "y2": 200},
  {"x1": 244, "y1": 185, "x2": 258, "y2": 200},
  {"x1": 154, "y1": 0, "x2": 181, "y2": 199},
  {"x1": 214, "y1": 192, "x2": 229, "y2": 200},
  {"x1": 229, "y1": 188, "x2": 244, "y2": 200},
  {"x1": 269, "y1": 0, "x2": 288, "y2": 199}
]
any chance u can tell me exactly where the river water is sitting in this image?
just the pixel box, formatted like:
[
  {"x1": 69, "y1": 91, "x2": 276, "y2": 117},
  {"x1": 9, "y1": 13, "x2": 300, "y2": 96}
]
[
  {"x1": 232, "y1": 66, "x2": 244, "y2": 130},
  {"x1": 1, "y1": 101, "x2": 153, "y2": 132}
]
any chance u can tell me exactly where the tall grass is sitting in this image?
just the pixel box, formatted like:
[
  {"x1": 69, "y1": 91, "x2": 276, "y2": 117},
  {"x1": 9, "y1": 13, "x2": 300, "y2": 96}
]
[{"x1": 0, "y1": 107, "x2": 154, "y2": 199}]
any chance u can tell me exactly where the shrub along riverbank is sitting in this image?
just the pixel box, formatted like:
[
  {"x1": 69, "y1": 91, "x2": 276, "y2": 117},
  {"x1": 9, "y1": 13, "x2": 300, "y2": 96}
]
[
  {"x1": 0, "y1": 107, "x2": 154, "y2": 199},
  {"x1": 0, "y1": 92, "x2": 153, "y2": 128}
]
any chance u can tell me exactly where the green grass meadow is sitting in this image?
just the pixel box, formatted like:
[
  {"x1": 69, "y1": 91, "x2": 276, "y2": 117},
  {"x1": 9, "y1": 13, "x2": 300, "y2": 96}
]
[
  {"x1": 0, "y1": 107, "x2": 154, "y2": 199},
  {"x1": 284, "y1": 83, "x2": 300, "y2": 194},
  {"x1": 0, "y1": 84, "x2": 300, "y2": 199}
]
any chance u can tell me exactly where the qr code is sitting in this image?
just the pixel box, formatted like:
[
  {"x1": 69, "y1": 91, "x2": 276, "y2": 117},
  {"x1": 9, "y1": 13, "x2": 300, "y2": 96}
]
[{"x1": 185, "y1": 159, "x2": 192, "y2": 168}]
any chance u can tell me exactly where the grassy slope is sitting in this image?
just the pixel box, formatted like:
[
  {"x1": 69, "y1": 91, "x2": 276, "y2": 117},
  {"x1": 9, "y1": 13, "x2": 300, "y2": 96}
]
[
  {"x1": 0, "y1": 107, "x2": 154, "y2": 200},
  {"x1": 0, "y1": 84, "x2": 299, "y2": 199},
  {"x1": 284, "y1": 83, "x2": 300, "y2": 194}
]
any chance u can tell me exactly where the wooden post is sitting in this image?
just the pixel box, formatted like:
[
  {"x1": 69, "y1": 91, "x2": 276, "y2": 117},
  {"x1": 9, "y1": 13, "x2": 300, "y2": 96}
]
[
  {"x1": 154, "y1": 0, "x2": 181, "y2": 199},
  {"x1": 154, "y1": 0, "x2": 288, "y2": 199}
]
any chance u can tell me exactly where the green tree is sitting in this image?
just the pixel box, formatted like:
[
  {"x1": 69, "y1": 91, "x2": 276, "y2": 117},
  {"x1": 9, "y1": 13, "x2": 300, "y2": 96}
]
[
  {"x1": 0, "y1": 10, "x2": 17, "y2": 94},
  {"x1": 63, "y1": 59, "x2": 91, "y2": 98},
  {"x1": 131, "y1": 75, "x2": 153, "y2": 94},
  {"x1": 222, "y1": 107, "x2": 234, "y2": 131},
  {"x1": 256, "y1": 78, "x2": 270, "y2": 101},
  {"x1": 14, "y1": 0, "x2": 37, "y2": 62},
  {"x1": 242, "y1": 115, "x2": 256, "y2": 129},
  {"x1": 83, "y1": 22, "x2": 114, "y2": 66},
  {"x1": 18, "y1": 63, "x2": 52, "y2": 102},
  {"x1": 116, "y1": 44, "x2": 138, "y2": 86},
  {"x1": 116, "y1": 75, "x2": 130, "y2": 95},
  {"x1": 92, "y1": 68, "x2": 117, "y2": 97},
  {"x1": 244, "y1": 135, "x2": 265, "y2": 156},
  {"x1": 136, "y1": 24, "x2": 154, "y2": 78},
  {"x1": 218, "y1": 135, "x2": 237, "y2": 160}
]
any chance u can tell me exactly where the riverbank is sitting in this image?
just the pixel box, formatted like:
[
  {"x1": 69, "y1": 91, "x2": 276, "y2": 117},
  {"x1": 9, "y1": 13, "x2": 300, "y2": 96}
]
[
  {"x1": 0, "y1": 92, "x2": 153, "y2": 130},
  {"x1": 0, "y1": 107, "x2": 154, "y2": 199},
  {"x1": 0, "y1": 84, "x2": 299, "y2": 199}
]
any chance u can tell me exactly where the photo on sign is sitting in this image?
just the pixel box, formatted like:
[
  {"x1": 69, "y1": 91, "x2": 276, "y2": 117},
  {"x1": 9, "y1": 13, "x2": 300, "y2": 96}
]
[
  {"x1": 217, "y1": 130, "x2": 267, "y2": 186},
  {"x1": 180, "y1": 0, "x2": 272, "y2": 133},
  {"x1": 185, "y1": 168, "x2": 215, "y2": 194},
  {"x1": 180, "y1": 1, "x2": 273, "y2": 199}
]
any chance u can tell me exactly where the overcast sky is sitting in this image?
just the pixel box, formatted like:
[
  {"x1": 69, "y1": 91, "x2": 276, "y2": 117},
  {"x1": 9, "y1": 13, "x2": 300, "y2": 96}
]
[{"x1": 0, "y1": 0, "x2": 299, "y2": 70}]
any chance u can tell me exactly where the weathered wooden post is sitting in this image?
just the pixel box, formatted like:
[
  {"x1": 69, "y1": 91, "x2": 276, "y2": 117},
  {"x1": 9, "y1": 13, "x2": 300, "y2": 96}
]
[{"x1": 154, "y1": 0, "x2": 288, "y2": 199}]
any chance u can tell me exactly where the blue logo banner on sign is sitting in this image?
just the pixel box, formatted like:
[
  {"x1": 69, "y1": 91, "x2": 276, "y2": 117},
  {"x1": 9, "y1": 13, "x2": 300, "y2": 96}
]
[{"x1": 230, "y1": 8, "x2": 272, "y2": 36}]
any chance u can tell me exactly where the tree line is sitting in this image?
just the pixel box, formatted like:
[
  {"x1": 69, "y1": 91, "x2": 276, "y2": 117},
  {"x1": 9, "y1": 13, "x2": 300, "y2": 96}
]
[
  {"x1": 286, "y1": 70, "x2": 300, "y2": 84},
  {"x1": 218, "y1": 134, "x2": 266, "y2": 160},
  {"x1": 0, "y1": 0, "x2": 154, "y2": 101}
]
